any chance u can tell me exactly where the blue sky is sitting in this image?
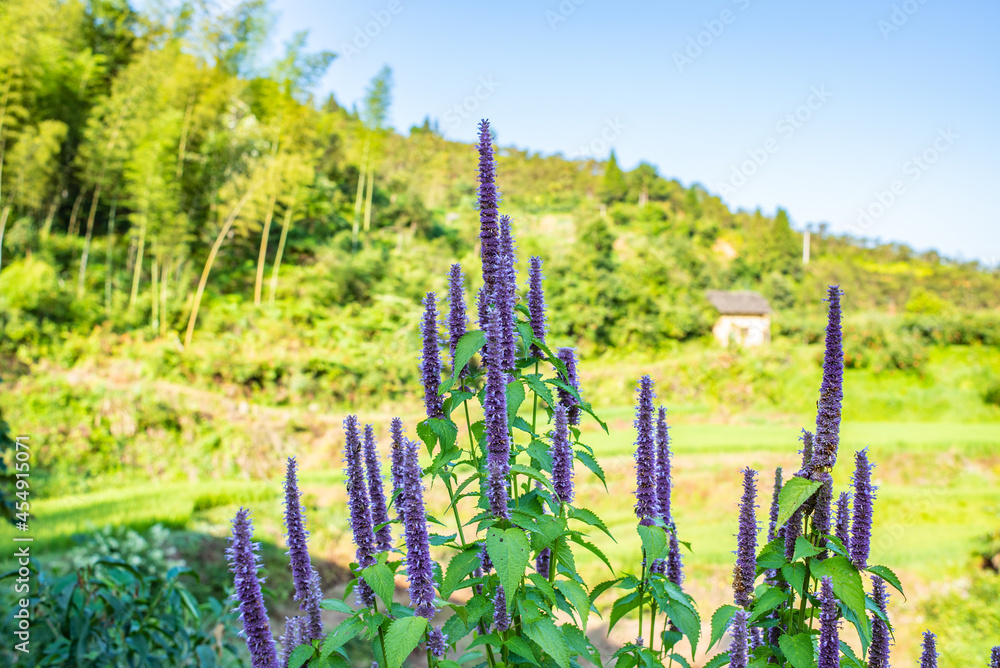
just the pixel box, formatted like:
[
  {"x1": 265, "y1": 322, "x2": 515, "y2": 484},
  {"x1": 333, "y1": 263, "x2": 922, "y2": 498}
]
[{"x1": 265, "y1": 0, "x2": 999, "y2": 264}]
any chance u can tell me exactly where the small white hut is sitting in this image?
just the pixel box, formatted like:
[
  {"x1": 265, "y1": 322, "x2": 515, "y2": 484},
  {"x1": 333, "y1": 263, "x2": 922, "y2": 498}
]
[{"x1": 706, "y1": 290, "x2": 772, "y2": 347}]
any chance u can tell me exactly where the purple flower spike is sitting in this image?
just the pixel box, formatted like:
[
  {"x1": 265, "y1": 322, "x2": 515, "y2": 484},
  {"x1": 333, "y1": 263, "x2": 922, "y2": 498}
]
[
  {"x1": 556, "y1": 347, "x2": 582, "y2": 426},
  {"x1": 528, "y1": 255, "x2": 547, "y2": 357},
  {"x1": 812, "y1": 474, "x2": 834, "y2": 559},
  {"x1": 783, "y1": 506, "x2": 803, "y2": 562},
  {"x1": 811, "y1": 286, "x2": 844, "y2": 477},
  {"x1": 400, "y1": 438, "x2": 438, "y2": 619},
  {"x1": 535, "y1": 548, "x2": 551, "y2": 577},
  {"x1": 363, "y1": 426, "x2": 392, "y2": 553},
  {"x1": 666, "y1": 529, "x2": 684, "y2": 587},
  {"x1": 850, "y1": 448, "x2": 876, "y2": 570},
  {"x1": 344, "y1": 416, "x2": 376, "y2": 607},
  {"x1": 480, "y1": 542, "x2": 493, "y2": 573},
  {"x1": 493, "y1": 584, "x2": 511, "y2": 632},
  {"x1": 390, "y1": 418, "x2": 407, "y2": 511},
  {"x1": 655, "y1": 406, "x2": 673, "y2": 524},
  {"x1": 767, "y1": 467, "x2": 783, "y2": 542},
  {"x1": 729, "y1": 609, "x2": 750, "y2": 668},
  {"x1": 421, "y1": 293, "x2": 445, "y2": 420},
  {"x1": 447, "y1": 264, "x2": 468, "y2": 377},
  {"x1": 280, "y1": 616, "x2": 303, "y2": 668},
  {"x1": 497, "y1": 214, "x2": 518, "y2": 371},
  {"x1": 427, "y1": 626, "x2": 449, "y2": 659},
  {"x1": 920, "y1": 631, "x2": 939, "y2": 668},
  {"x1": 818, "y1": 576, "x2": 841, "y2": 668},
  {"x1": 226, "y1": 508, "x2": 279, "y2": 668},
  {"x1": 484, "y1": 307, "x2": 511, "y2": 519},
  {"x1": 633, "y1": 376, "x2": 658, "y2": 524},
  {"x1": 989, "y1": 646, "x2": 1000, "y2": 668},
  {"x1": 551, "y1": 404, "x2": 575, "y2": 504},
  {"x1": 477, "y1": 119, "x2": 501, "y2": 310},
  {"x1": 834, "y1": 491, "x2": 852, "y2": 556},
  {"x1": 733, "y1": 467, "x2": 759, "y2": 608},
  {"x1": 869, "y1": 575, "x2": 892, "y2": 668},
  {"x1": 282, "y1": 458, "x2": 323, "y2": 642}
]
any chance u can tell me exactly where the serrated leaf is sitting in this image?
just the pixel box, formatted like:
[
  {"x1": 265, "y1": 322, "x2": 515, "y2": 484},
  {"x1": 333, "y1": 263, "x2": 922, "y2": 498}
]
[
  {"x1": 523, "y1": 616, "x2": 571, "y2": 668},
  {"x1": 443, "y1": 391, "x2": 474, "y2": 418},
  {"x1": 703, "y1": 652, "x2": 731, "y2": 668},
  {"x1": 563, "y1": 623, "x2": 602, "y2": 667},
  {"x1": 840, "y1": 640, "x2": 865, "y2": 668},
  {"x1": 575, "y1": 449, "x2": 608, "y2": 490},
  {"x1": 510, "y1": 463, "x2": 554, "y2": 491},
  {"x1": 524, "y1": 373, "x2": 557, "y2": 408},
  {"x1": 775, "y1": 477, "x2": 823, "y2": 530},
  {"x1": 320, "y1": 616, "x2": 365, "y2": 656},
  {"x1": 609, "y1": 592, "x2": 641, "y2": 633},
  {"x1": 781, "y1": 562, "x2": 807, "y2": 598},
  {"x1": 667, "y1": 653, "x2": 691, "y2": 668},
  {"x1": 810, "y1": 555, "x2": 866, "y2": 623},
  {"x1": 319, "y1": 598, "x2": 354, "y2": 614},
  {"x1": 527, "y1": 439, "x2": 553, "y2": 471},
  {"x1": 440, "y1": 330, "x2": 485, "y2": 395},
  {"x1": 756, "y1": 538, "x2": 787, "y2": 570},
  {"x1": 570, "y1": 535, "x2": 615, "y2": 574},
  {"x1": 747, "y1": 587, "x2": 790, "y2": 624},
  {"x1": 513, "y1": 416, "x2": 535, "y2": 433},
  {"x1": 360, "y1": 563, "x2": 395, "y2": 609},
  {"x1": 709, "y1": 605, "x2": 737, "y2": 649},
  {"x1": 526, "y1": 573, "x2": 557, "y2": 603},
  {"x1": 778, "y1": 632, "x2": 815, "y2": 668},
  {"x1": 506, "y1": 635, "x2": 540, "y2": 666},
  {"x1": 385, "y1": 616, "x2": 428, "y2": 668},
  {"x1": 440, "y1": 548, "x2": 482, "y2": 599},
  {"x1": 427, "y1": 418, "x2": 459, "y2": 450},
  {"x1": 792, "y1": 536, "x2": 822, "y2": 562},
  {"x1": 637, "y1": 524, "x2": 669, "y2": 561},
  {"x1": 570, "y1": 507, "x2": 615, "y2": 541},
  {"x1": 507, "y1": 379, "x2": 526, "y2": 422},
  {"x1": 867, "y1": 565, "x2": 905, "y2": 599},
  {"x1": 590, "y1": 577, "x2": 622, "y2": 605},
  {"x1": 664, "y1": 600, "x2": 700, "y2": 657},
  {"x1": 288, "y1": 645, "x2": 314, "y2": 668},
  {"x1": 554, "y1": 579, "x2": 591, "y2": 629},
  {"x1": 486, "y1": 527, "x2": 531, "y2": 608}
]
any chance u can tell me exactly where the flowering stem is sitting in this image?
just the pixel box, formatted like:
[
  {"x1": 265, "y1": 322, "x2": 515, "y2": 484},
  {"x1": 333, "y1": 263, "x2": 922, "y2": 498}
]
[
  {"x1": 638, "y1": 553, "x2": 647, "y2": 647},
  {"x1": 372, "y1": 599, "x2": 389, "y2": 667},
  {"x1": 648, "y1": 599, "x2": 658, "y2": 656},
  {"x1": 442, "y1": 475, "x2": 468, "y2": 547},
  {"x1": 530, "y1": 360, "x2": 539, "y2": 433}
]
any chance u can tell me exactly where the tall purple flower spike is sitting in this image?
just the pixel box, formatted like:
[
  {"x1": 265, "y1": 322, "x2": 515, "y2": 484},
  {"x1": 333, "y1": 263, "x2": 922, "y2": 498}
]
[
  {"x1": 493, "y1": 584, "x2": 511, "y2": 632},
  {"x1": 850, "y1": 448, "x2": 876, "y2": 570},
  {"x1": 447, "y1": 264, "x2": 468, "y2": 377},
  {"x1": 477, "y1": 120, "x2": 501, "y2": 338},
  {"x1": 226, "y1": 507, "x2": 279, "y2": 668},
  {"x1": 280, "y1": 616, "x2": 303, "y2": 668},
  {"x1": 528, "y1": 255, "x2": 547, "y2": 357},
  {"x1": 556, "y1": 347, "x2": 582, "y2": 426},
  {"x1": 535, "y1": 547, "x2": 551, "y2": 577},
  {"x1": 633, "y1": 376, "x2": 657, "y2": 525},
  {"x1": 811, "y1": 286, "x2": 844, "y2": 477},
  {"x1": 869, "y1": 575, "x2": 892, "y2": 668},
  {"x1": 818, "y1": 576, "x2": 841, "y2": 668},
  {"x1": 783, "y1": 505, "x2": 803, "y2": 562},
  {"x1": 484, "y1": 307, "x2": 511, "y2": 519},
  {"x1": 282, "y1": 458, "x2": 323, "y2": 642},
  {"x1": 400, "y1": 437, "x2": 439, "y2": 619},
  {"x1": 551, "y1": 403, "x2": 575, "y2": 504},
  {"x1": 989, "y1": 646, "x2": 1000, "y2": 668},
  {"x1": 344, "y1": 415, "x2": 376, "y2": 607},
  {"x1": 655, "y1": 406, "x2": 673, "y2": 524},
  {"x1": 834, "y1": 491, "x2": 852, "y2": 555},
  {"x1": 729, "y1": 609, "x2": 750, "y2": 668},
  {"x1": 363, "y1": 425, "x2": 392, "y2": 553},
  {"x1": 920, "y1": 630, "x2": 938, "y2": 668},
  {"x1": 767, "y1": 467, "x2": 783, "y2": 542},
  {"x1": 733, "y1": 467, "x2": 758, "y2": 608},
  {"x1": 496, "y1": 214, "x2": 518, "y2": 371},
  {"x1": 666, "y1": 529, "x2": 684, "y2": 587},
  {"x1": 427, "y1": 626, "x2": 449, "y2": 659},
  {"x1": 797, "y1": 429, "x2": 815, "y2": 479},
  {"x1": 421, "y1": 292, "x2": 445, "y2": 420},
  {"x1": 812, "y1": 474, "x2": 834, "y2": 559},
  {"x1": 390, "y1": 417, "x2": 407, "y2": 512}
]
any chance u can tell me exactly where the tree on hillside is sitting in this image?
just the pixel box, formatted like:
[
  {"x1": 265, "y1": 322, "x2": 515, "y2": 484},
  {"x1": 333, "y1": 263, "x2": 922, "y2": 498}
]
[
  {"x1": 599, "y1": 150, "x2": 627, "y2": 205},
  {"x1": 352, "y1": 65, "x2": 392, "y2": 251}
]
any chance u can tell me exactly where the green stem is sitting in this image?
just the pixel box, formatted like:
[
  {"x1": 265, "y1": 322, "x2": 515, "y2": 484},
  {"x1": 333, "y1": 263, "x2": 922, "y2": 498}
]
[
  {"x1": 442, "y1": 476, "x2": 468, "y2": 548},
  {"x1": 638, "y1": 553, "x2": 647, "y2": 647},
  {"x1": 648, "y1": 600, "x2": 658, "y2": 655},
  {"x1": 530, "y1": 360, "x2": 540, "y2": 433},
  {"x1": 372, "y1": 599, "x2": 389, "y2": 667}
]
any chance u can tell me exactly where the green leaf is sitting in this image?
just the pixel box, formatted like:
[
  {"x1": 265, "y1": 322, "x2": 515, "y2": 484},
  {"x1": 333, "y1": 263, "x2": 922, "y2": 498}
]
[
  {"x1": 637, "y1": 524, "x2": 669, "y2": 561},
  {"x1": 443, "y1": 391, "x2": 474, "y2": 418},
  {"x1": 781, "y1": 562, "x2": 807, "y2": 598},
  {"x1": 777, "y1": 632, "x2": 815, "y2": 668},
  {"x1": 775, "y1": 477, "x2": 823, "y2": 530},
  {"x1": 667, "y1": 653, "x2": 692, "y2": 668},
  {"x1": 360, "y1": 562, "x2": 395, "y2": 609},
  {"x1": 440, "y1": 548, "x2": 482, "y2": 599},
  {"x1": 554, "y1": 579, "x2": 591, "y2": 629},
  {"x1": 867, "y1": 565, "x2": 905, "y2": 599},
  {"x1": 570, "y1": 535, "x2": 615, "y2": 574},
  {"x1": 527, "y1": 439, "x2": 553, "y2": 471},
  {"x1": 320, "y1": 616, "x2": 365, "y2": 656},
  {"x1": 486, "y1": 527, "x2": 531, "y2": 608},
  {"x1": 810, "y1": 555, "x2": 866, "y2": 622},
  {"x1": 590, "y1": 577, "x2": 622, "y2": 605},
  {"x1": 570, "y1": 507, "x2": 615, "y2": 541},
  {"x1": 609, "y1": 591, "x2": 642, "y2": 632},
  {"x1": 756, "y1": 538, "x2": 787, "y2": 570},
  {"x1": 792, "y1": 536, "x2": 822, "y2": 562},
  {"x1": 507, "y1": 378, "x2": 526, "y2": 422},
  {"x1": 320, "y1": 598, "x2": 354, "y2": 614},
  {"x1": 563, "y1": 623, "x2": 602, "y2": 667},
  {"x1": 506, "y1": 635, "x2": 540, "y2": 666},
  {"x1": 709, "y1": 605, "x2": 737, "y2": 650},
  {"x1": 384, "y1": 616, "x2": 428, "y2": 668},
  {"x1": 288, "y1": 645, "x2": 314, "y2": 668},
  {"x1": 526, "y1": 573, "x2": 557, "y2": 604},
  {"x1": 747, "y1": 587, "x2": 790, "y2": 624},
  {"x1": 523, "y1": 373, "x2": 556, "y2": 408},
  {"x1": 440, "y1": 330, "x2": 485, "y2": 395},
  {"x1": 664, "y1": 600, "x2": 701, "y2": 657},
  {"x1": 523, "y1": 616, "x2": 571, "y2": 668},
  {"x1": 840, "y1": 640, "x2": 865, "y2": 668},
  {"x1": 510, "y1": 463, "x2": 554, "y2": 492},
  {"x1": 575, "y1": 449, "x2": 608, "y2": 490},
  {"x1": 702, "y1": 653, "x2": 731, "y2": 668},
  {"x1": 427, "y1": 418, "x2": 458, "y2": 450}
]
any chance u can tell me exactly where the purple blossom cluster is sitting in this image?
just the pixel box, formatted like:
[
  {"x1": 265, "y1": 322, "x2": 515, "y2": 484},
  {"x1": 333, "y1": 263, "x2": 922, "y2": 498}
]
[
  {"x1": 767, "y1": 467, "x2": 783, "y2": 542},
  {"x1": 991, "y1": 646, "x2": 1000, "y2": 668},
  {"x1": 921, "y1": 630, "x2": 939, "y2": 668},
  {"x1": 421, "y1": 292, "x2": 445, "y2": 420},
  {"x1": 869, "y1": 575, "x2": 892, "y2": 668},
  {"x1": 655, "y1": 406, "x2": 672, "y2": 524},
  {"x1": 344, "y1": 415, "x2": 377, "y2": 607},
  {"x1": 550, "y1": 403, "x2": 575, "y2": 504},
  {"x1": 279, "y1": 617, "x2": 303, "y2": 668},
  {"x1": 729, "y1": 609, "x2": 750, "y2": 668},
  {"x1": 834, "y1": 490, "x2": 852, "y2": 555},
  {"x1": 399, "y1": 437, "x2": 438, "y2": 619},
  {"x1": 556, "y1": 347, "x2": 581, "y2": 426},
  {"x1": 483, "y1": 307, "x2": 511, "y2": 519},
  {"x1": 817, "y1": 576, "x2": 841, "y2": 668},
  {"x1": 447, "y1": 264, "x2": 468, "y2": 376},
  {"x1": 811, "y1": 285, "x2": 844, "y2": 476},
  {"x1": 733, "y1": 467, "x2": 758, "y2": 608},
  {"x1": 633, "y1": 375, "x2": 658, "y2": 525},
  {"x1": 477, "y1": 119, "x2": 501, "y2": 319},
  {"x1": 528, "y1": 255, "x2": 546, "y2": 357},
  {"x1": 666, "y1": 529, "x2": 684, "y2": 587},
  {"x1": 363, "y1": 425, "x2": 392, "y2": 553},
  {"x1": 282, "y1": 457, "x2": 323, "y2": 643},
  {"x1": 493, "y1": 584, "x2": 510, "y2": 632},
  {"x1": 850, "y1": 448, "x2": 876, "y2": 570},
  {"x1": 226, "y1": 508, "x2": 279, "y2": 668}
]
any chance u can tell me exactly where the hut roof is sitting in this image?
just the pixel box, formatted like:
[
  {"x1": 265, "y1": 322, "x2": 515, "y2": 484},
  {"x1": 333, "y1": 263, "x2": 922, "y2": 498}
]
[{"x1": 706, "y1": 290, "x2": 772, "y2": 315}]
